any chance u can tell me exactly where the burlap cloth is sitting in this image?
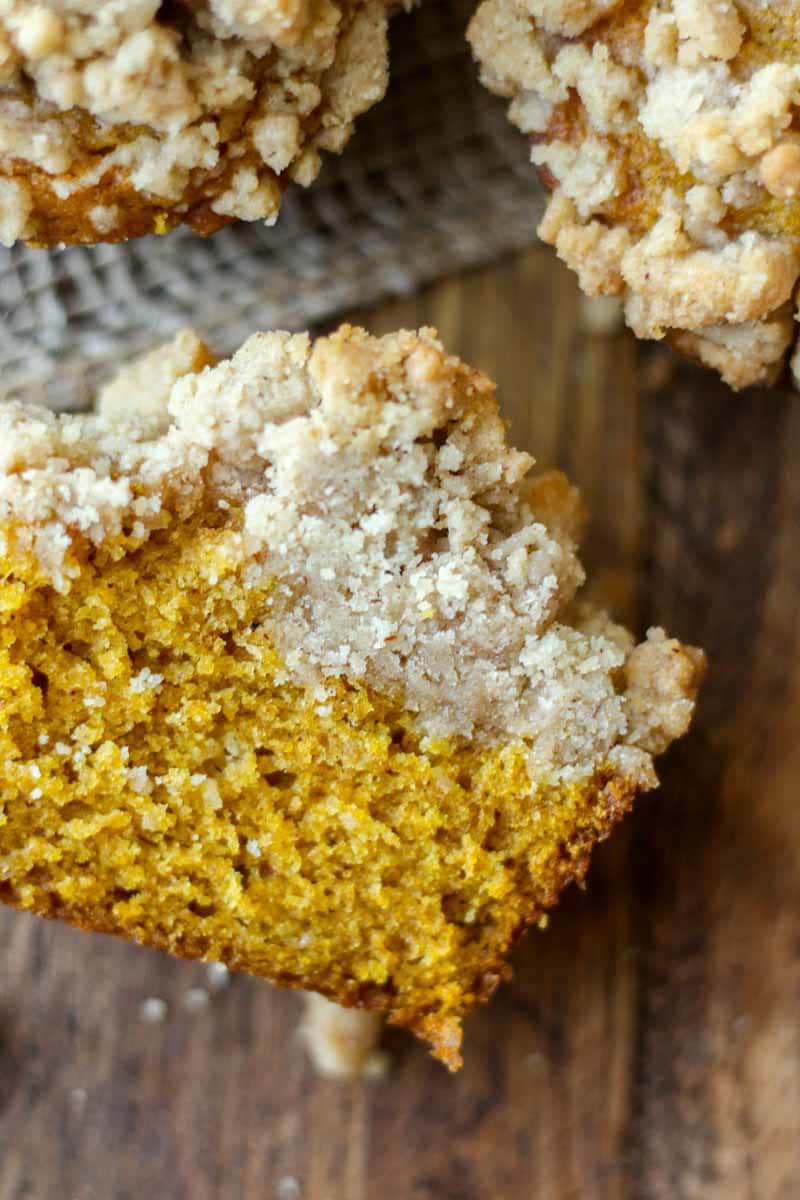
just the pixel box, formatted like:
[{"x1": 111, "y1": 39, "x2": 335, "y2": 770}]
[{"x1": 0, "y1": 0, "x2": 543, "y2": 411}]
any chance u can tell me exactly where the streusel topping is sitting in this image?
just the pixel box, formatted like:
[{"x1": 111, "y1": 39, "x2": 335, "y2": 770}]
[
  {"x1": 0, "y1": 0, "x2": 392, "y2": 245},
  {"x1": 0, "y1": 325, "x2": 702, "y2": 785},
  {"x1": 469, "y1": 0, "x2": 800, "y2": 390}
]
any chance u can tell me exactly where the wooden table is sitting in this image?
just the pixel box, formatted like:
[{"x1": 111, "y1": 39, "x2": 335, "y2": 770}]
[{"x1": 3, "y1": 247, "x2": 800, "y2": 1200}]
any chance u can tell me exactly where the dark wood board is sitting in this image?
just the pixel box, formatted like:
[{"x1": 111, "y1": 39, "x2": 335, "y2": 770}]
[{"x1": 2, "y1": 246, "x2": 799, "y2": 1200}]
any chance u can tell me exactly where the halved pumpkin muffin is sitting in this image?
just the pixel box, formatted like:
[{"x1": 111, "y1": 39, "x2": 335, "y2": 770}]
[{"x1": 0, "y1": 324, "x2": 704, "y2": 1067}]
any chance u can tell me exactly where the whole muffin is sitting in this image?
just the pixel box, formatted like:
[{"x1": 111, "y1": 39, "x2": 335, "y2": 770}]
[
  {"x1": 0, "y1": 0, "x2": 394, "y2": 247},
  {"x1": 469, "y1": 0, "x2": 800, "y2": 390}
]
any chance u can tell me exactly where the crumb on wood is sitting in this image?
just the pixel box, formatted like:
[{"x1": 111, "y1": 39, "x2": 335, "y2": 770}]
[{"x1": 139, "y1": 997, "x2": 168, "y2": 1024}]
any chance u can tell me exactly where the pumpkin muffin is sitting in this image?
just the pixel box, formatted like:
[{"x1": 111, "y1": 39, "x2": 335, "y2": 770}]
[
  {"x1": 469, "y1": 0, "x2": 800, "y2": 390},
  {"x1": 0, "y1": 324, "x2": 704, "y2": 1068},
  {"x1": 0, "y1": 0, "x2": 395, "y2": 247}
]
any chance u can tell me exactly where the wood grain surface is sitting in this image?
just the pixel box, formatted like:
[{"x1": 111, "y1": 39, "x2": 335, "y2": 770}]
[{"x1": 3, "y1": 246, "x2": 800, "y2": 1200}]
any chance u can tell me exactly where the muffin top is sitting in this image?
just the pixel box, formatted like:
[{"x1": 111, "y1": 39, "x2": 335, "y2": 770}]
[
  {"x1": 1, "y1": 323, "x2": 701, "y2": 779},
  {"x1": 469, "y1": 0, "x2": 800, "y2": 389},
  {"x1": 0, "y1": 0, "x2": 392, "y2": 246}
]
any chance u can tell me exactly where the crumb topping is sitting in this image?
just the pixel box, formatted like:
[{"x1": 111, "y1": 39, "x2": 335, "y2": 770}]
[
  {"x1": 0, "y1": 325, "x2": 703, "y2": 785},
  {"x1": 469, "y1": 0, "x2": 800, "y2": 390},
  {"x1": 0, "y1": 0, "x2": 392, "y2": 246}
]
